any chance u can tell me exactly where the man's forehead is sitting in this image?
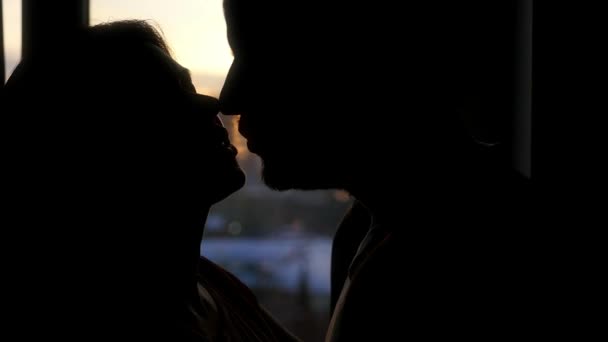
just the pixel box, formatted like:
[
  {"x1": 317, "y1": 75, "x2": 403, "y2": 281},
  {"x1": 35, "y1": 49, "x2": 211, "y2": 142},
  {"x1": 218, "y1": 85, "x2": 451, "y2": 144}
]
[
  {"x1": 224, "y1": 4, "x2": 335, "y2": 53},
  {"x1": 223, "y1": 0, "x2": 330, "y2": 27}
]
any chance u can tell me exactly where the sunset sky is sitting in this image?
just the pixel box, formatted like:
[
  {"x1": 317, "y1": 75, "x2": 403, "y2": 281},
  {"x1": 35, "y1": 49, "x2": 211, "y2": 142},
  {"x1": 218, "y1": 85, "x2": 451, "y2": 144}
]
[
  {"x1": 3, "y1": 0, "x2": 250, "y2": 157},
  {"x1": 3, "y1": 0, "x2": 232, "y2": 96}
]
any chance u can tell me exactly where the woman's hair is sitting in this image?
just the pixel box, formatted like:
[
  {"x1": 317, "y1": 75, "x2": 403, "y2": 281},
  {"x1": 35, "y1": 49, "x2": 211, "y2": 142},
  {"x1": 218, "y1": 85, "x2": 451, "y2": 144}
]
[
  {"x1": 4, "y1": 20, "x2": 173, "y2": 94},
  {"x1": 86, "y1": 20, "x2": 172, "y2": 57},
  {"x1": 3, "y1": 19, "x2": 187, "y2": 122}
]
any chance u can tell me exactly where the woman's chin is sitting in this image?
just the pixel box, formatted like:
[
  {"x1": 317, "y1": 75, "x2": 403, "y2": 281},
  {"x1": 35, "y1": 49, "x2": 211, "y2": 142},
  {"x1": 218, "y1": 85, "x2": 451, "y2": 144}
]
[{"x1": 207, "y1": 168, "x2": 246, "y2": 204}]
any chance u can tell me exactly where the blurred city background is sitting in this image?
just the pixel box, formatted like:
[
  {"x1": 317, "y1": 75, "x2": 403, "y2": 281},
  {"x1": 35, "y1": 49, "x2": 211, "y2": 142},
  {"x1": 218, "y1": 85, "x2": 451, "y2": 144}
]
[
  {"x1": 3, "y1": 1, "x2": 353, "y2": 340},
  {"x1": 203, "y1": 105, "x2": 352, "y2": 341}
]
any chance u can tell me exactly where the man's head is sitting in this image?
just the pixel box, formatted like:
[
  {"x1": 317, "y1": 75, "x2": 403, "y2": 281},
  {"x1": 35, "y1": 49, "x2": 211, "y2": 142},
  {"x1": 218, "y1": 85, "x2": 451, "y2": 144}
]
[{"x1": 220, "y1": 1, "x2": 508, "y2": 192}]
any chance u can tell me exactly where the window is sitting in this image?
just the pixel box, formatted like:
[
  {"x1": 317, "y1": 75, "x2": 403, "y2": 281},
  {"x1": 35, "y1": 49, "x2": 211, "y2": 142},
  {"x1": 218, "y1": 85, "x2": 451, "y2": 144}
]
[{"x1": 2, "y1": 0, "x2": 21, "y2": 83}]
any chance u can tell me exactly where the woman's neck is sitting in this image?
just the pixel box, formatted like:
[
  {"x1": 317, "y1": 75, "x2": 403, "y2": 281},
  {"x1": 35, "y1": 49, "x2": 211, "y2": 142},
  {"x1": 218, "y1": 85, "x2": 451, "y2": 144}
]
[{"x1": 122, "y1": 205, "x2": 211, "y2": 306}]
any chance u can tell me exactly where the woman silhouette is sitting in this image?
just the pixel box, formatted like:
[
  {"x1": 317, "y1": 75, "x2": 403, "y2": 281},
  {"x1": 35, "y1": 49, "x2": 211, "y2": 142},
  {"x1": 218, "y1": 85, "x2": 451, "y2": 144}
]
[{"x1": 3, "y1": 20, "x2": 298, "y2": 341}]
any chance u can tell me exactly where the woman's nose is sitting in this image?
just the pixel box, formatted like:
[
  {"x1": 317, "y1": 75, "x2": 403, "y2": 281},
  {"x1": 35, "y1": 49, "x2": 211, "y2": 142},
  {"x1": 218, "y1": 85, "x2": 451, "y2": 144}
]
[
  {"x1": 191, "y1": 93, "x2": 220, "y2": 116},
  {"x1": 189, "y1": 93, "x2": 224, "y2": 127}
]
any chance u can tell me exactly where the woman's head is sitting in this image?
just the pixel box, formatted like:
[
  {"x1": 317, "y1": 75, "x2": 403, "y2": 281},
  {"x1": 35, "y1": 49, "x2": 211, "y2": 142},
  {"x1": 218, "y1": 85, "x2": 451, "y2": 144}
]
[{"x1": 5, "y1": 20, "x2": 245, "y2": 206}]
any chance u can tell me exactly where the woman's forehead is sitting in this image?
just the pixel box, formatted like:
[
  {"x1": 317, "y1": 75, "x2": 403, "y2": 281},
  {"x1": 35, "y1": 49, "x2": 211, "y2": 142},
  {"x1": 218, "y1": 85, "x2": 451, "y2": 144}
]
[{"x1": 140, "y1": 43, "x2": 187, "y2": 75}]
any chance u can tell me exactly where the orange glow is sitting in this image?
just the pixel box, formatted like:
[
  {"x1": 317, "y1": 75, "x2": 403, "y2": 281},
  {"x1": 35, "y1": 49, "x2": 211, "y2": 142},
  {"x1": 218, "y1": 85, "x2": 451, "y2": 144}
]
[
  {"x1": 333, "y1": 190, "x2": 351, "y2": 203},
  {"x1": 90, "y1": 0, "x2": 233, "y2": 79},
  {"x1": 226, "y1": 115, "x2": 251, "y2": 161}
]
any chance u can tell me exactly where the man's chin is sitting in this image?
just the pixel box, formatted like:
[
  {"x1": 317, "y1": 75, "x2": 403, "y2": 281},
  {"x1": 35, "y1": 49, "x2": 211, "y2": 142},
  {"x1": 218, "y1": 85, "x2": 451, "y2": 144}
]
[{"x1": 261, "y1": 164, "x2": 332, "y2": 191}]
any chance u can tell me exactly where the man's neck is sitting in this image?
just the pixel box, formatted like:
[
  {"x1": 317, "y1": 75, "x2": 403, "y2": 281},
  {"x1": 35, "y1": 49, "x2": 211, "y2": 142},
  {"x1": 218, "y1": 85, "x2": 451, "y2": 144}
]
[{"x1": 347, "y1": 159, "x2": 488, "y2": 227}]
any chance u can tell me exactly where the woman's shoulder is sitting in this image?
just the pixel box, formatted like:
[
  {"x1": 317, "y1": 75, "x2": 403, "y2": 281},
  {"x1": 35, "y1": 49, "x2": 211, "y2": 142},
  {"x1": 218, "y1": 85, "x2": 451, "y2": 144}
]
[{"x1": 196, "y1": 256, "x2": 302, "y2": 342}]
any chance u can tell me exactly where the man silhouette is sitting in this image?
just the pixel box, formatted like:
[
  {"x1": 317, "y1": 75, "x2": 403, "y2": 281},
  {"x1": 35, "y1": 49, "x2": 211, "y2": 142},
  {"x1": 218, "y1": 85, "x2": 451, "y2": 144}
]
[{"x1": 220, "y1": 1, "x2": 535, "y2": 340}]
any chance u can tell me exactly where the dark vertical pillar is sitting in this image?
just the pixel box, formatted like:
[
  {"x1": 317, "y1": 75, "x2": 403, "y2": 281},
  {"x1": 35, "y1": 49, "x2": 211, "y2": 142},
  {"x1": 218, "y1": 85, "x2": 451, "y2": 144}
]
[
  {"x1": 513, "y1": 0, "x2": 533, "y2": 178},
  {"x1": 22, "y1": 0, "x2": 89, "y2": 59}
]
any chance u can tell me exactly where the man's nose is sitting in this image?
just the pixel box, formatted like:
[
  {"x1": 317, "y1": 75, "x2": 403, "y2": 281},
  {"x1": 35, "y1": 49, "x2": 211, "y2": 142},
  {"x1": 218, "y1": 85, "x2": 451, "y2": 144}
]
[
  {"x1": 219, "y1": 86, "x2": 241, "y2": 116},
  {"x1": 219, "y1": 62, "x2": 246, "y2": 116}
]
